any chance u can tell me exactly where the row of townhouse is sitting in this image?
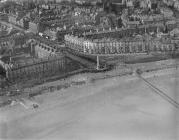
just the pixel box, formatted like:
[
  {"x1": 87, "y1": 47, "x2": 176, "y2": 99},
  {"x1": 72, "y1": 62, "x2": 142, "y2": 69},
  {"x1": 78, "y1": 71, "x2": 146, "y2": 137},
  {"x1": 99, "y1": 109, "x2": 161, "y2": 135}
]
[
  {"x1": 163, "y1": 0, "x2": 179, "y2": 10},
  {"x1": 64, "y1": 34, "x2": 177, "y2": 55},
  {"x1": 8, "y1": 14, "x2": 39, "y2": 34}
]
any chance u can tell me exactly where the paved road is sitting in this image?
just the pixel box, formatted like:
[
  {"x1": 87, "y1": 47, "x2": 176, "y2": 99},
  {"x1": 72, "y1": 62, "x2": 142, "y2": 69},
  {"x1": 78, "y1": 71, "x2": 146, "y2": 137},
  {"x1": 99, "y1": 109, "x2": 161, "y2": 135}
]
[
  {"x1": 0, "y1": 20, "x2": 25, "y2": 32},
  {"x1": 65, "y1": 51, "x2": 97, "y2": 69}
]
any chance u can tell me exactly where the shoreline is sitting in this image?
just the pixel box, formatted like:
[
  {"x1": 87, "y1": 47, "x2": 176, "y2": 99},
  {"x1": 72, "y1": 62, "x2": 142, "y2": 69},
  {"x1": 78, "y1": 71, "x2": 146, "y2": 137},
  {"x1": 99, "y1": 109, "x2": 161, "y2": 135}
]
[
  {"x1": 0, "y1": 58, "x2": 179, "y2": 108},
  {"x1": 0, "y1": 62, "x2": 178, "y2": 140}
]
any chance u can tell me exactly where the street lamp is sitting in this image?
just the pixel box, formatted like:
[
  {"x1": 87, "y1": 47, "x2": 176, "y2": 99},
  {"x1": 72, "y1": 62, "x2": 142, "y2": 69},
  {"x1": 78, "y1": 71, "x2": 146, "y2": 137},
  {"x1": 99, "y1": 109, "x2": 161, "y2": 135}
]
[{"x1": 96, "y1": 55, "x2": 100, "y2": 70}]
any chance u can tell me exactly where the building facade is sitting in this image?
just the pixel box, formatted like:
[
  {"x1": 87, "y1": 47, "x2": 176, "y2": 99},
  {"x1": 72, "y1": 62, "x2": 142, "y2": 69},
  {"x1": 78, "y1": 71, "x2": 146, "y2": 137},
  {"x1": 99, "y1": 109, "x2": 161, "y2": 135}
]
[{"x1": 65, "y1": 34, "x2": 177, "y2": 55}]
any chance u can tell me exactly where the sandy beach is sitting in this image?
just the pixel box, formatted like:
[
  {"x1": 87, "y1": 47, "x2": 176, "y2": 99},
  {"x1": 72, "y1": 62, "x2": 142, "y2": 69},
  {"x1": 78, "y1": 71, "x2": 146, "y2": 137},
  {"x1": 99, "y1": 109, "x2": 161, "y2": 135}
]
[{"x1": 0, "y1": 68, "x2": 179, "y2": 140}]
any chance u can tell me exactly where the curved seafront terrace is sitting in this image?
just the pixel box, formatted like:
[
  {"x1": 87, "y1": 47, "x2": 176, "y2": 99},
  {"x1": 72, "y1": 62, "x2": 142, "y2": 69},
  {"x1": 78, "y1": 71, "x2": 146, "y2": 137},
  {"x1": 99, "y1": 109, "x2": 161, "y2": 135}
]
[{"x1": 65, "y1": 36, "x2": 177, "y2": 56}]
